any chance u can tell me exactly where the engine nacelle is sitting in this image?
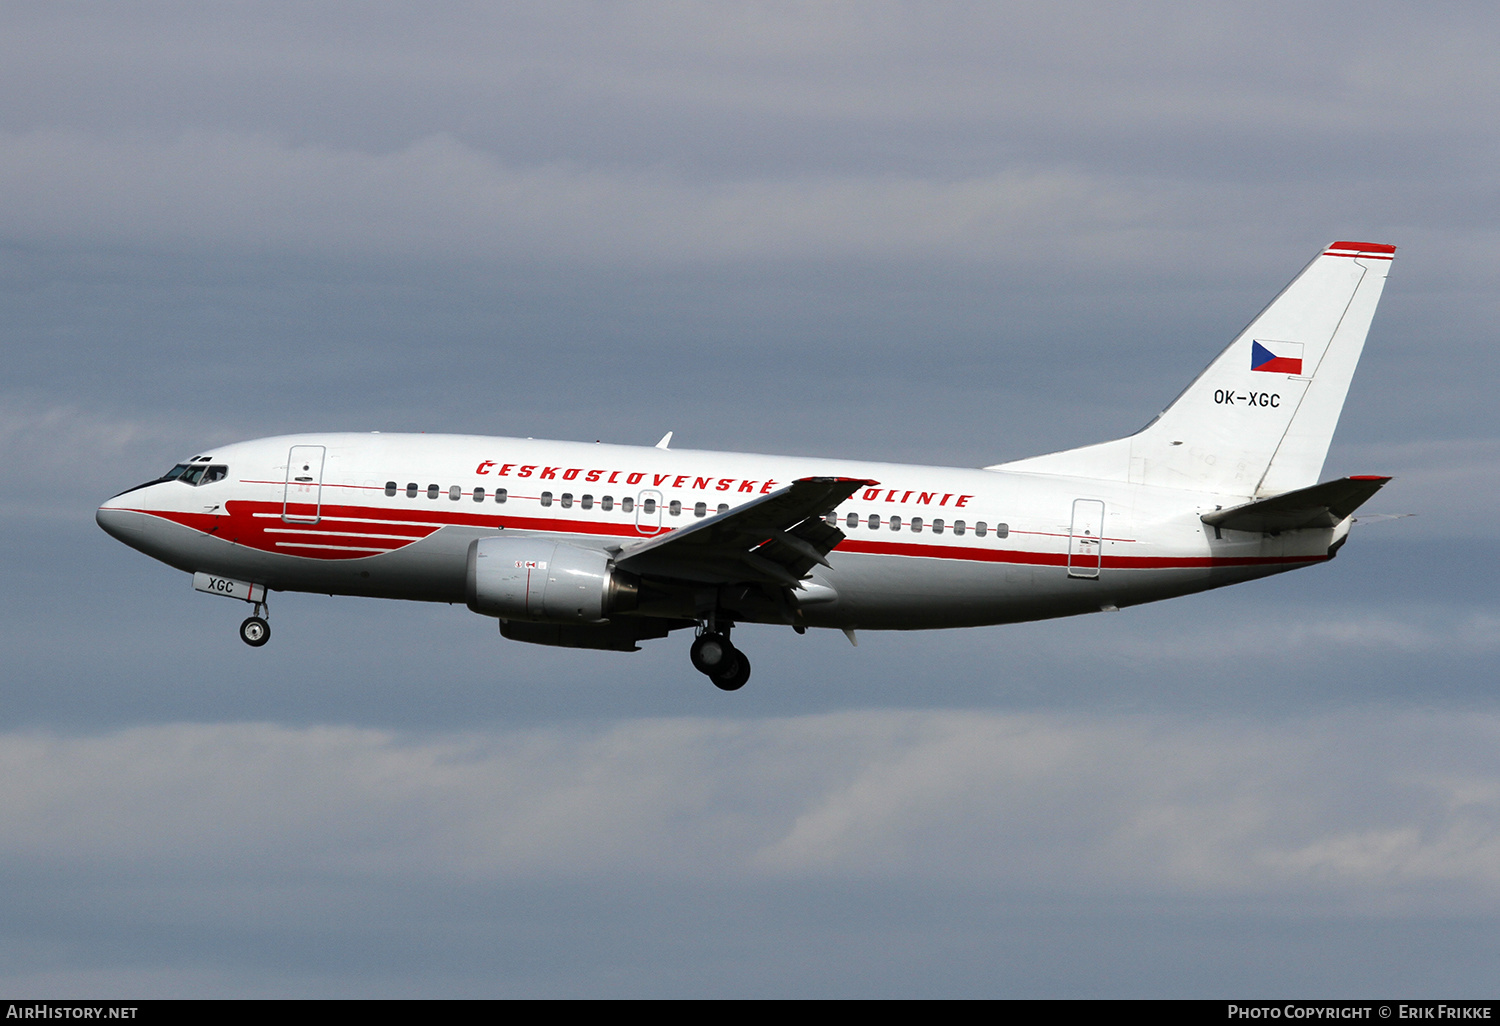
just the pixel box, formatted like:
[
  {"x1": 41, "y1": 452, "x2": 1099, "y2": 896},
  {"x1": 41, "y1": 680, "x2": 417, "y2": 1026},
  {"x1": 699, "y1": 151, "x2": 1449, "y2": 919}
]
[{"x1": 466, "y1": 537, "x2": 639, "y2": 623}]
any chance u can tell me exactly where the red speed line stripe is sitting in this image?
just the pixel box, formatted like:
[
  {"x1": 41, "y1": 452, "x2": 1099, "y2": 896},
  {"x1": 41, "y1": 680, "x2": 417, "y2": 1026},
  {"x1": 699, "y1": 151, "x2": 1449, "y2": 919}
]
[
  {"x1": 132, "y1": 504, "x2": 1327, "y2": 570},
  {"x1": 837, "y1": 538, "x2": 1326, "y2": 569}
]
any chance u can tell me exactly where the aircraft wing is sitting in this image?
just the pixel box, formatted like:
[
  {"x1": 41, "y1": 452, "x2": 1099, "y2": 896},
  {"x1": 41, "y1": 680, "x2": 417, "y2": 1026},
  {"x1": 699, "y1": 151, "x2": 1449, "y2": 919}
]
[
  {"x1": 614, "y1": 477, "x2": 876, "y2": 586},
  {"x1": 1201, "y1": 475, "x2": 1391, "y2": 533}
]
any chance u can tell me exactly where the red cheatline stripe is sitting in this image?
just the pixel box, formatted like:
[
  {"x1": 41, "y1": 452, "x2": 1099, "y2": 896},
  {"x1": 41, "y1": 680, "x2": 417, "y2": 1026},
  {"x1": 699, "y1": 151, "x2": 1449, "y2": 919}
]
[
  {"x1": 836, "y1": 538, "x2": 1325, "y2": 569},
  {"x1": 133, "y1": 505, "x2": 1326, "y2": 570},
  {"x1": 235, "y1": 501, "x2": 505, "y2": 529}
]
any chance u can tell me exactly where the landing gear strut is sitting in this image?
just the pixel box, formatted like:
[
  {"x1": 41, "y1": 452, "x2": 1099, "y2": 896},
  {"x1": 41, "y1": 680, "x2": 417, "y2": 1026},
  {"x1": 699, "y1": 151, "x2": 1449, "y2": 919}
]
[
  {"x1": 239, "y1": 599, "x2": 270, "y2": 647},
  {"x1": 690, "y1": 626, "x2": 751, "y2": 691}
]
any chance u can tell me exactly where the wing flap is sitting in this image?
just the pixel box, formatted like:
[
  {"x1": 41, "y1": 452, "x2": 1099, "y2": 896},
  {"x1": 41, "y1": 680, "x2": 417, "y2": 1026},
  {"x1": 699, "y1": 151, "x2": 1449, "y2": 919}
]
[{"x1": 1201, "y1": 475, "x2": 1390, "y2": 533}]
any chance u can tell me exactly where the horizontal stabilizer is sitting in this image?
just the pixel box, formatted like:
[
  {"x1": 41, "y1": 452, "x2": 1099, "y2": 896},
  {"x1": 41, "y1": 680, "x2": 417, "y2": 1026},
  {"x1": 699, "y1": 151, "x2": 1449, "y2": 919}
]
[
  {"x1": 1201, "y1": 475, "x2": 1390, "y2": 533},
  {"x1": 1349, "y1": 512, "x2": 1415, "y2": 526}
]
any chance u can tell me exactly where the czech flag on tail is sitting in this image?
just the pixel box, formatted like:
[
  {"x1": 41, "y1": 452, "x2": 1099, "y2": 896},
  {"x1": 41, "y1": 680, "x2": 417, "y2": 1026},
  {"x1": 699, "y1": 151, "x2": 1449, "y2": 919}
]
[{"x1": 1251, "y1": 339, "x2": 1304, "y2": 375}]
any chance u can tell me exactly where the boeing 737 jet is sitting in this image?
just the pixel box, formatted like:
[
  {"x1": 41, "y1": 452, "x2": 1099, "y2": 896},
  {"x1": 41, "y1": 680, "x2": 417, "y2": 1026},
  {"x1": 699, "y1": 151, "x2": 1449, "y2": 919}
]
[{"x1": 98, "y1": 241, "x2": 1396, "y2": 690}]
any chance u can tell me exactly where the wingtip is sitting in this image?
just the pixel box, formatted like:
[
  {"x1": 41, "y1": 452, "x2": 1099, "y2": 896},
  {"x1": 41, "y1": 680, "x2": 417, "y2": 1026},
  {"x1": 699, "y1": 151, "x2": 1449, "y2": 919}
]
[
  {"x1": 1325, "y1": 241, "x2": 1396, "y2": 259},
  {"x1": 793, "y1": 476, "x2": 880, "y2": 487}
]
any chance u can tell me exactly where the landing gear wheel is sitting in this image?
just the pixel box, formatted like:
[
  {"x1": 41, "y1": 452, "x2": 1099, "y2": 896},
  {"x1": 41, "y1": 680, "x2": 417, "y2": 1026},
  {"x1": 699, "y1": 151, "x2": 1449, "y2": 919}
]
[
  {"x1": 239, "y1": 616, "x2": 270, "y2": 647},
  {"x1": 711, "y1": 651, "x2": 751, "y2": 692},
  {"x1": 690, "y1": 633, "x2": 735, "y2": 675}
]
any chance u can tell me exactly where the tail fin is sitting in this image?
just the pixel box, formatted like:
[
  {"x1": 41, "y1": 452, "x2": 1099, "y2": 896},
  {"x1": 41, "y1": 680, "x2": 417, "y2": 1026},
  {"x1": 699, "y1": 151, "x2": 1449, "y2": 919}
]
[{"x1": 992, "y1": 241, "x2": 1395, "y2": 496}]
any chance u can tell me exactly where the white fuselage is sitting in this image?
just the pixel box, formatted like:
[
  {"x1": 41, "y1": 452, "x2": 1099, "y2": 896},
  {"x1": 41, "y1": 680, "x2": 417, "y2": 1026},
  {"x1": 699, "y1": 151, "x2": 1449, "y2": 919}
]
[{"x1": 97, "y1": 431, "x2": 1341, "y2": 632}]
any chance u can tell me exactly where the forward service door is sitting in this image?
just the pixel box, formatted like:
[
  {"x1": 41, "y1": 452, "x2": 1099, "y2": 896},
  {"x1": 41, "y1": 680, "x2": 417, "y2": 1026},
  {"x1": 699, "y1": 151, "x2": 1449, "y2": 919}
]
[{"x1": 282, "y1": 445, "x2": 326, "y2": 524}]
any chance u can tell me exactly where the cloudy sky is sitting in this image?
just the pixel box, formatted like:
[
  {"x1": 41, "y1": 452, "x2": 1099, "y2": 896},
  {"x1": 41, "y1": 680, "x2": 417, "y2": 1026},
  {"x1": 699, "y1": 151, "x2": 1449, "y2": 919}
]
[{"x1": 2, "y1": 2, "x2": 1499, "y2": 997}]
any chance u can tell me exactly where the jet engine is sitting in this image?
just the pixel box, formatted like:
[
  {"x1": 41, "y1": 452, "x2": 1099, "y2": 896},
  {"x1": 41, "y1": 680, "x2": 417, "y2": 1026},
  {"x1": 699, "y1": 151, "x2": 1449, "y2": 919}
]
[{"x1": 465, "y1": 537, "x2": 639, "y2": 623}]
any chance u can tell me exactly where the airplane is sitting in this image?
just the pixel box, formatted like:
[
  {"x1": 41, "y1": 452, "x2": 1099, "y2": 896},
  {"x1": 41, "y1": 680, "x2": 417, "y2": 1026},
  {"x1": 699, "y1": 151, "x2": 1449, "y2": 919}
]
[{"x1": 97, "y1": 240, "x2": 1396, "y2": 690}]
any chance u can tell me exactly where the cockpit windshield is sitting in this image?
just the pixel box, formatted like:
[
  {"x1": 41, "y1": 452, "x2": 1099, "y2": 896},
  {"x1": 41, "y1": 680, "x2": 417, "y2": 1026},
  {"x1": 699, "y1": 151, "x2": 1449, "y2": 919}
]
[
  {"x1": 176, "y1": 463, "x2": 228, "y2": 486},
  {"x1": 160, "y1": 462, "x2": 229, "y2": 486},
  {"x1": 109, "y1": 461, "x2": 229, "y2": 499}
]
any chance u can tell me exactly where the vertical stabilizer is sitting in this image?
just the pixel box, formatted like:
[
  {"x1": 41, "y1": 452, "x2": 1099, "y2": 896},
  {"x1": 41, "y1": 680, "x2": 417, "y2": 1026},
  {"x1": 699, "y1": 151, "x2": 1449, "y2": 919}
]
[{"x1": 991, "y1": 241, "x2": 1395, "y2": 496}]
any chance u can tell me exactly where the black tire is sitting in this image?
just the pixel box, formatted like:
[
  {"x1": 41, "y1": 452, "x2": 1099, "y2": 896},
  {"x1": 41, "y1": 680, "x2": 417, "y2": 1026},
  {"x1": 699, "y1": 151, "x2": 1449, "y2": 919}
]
[
  {"x1": 239, "y1": 616, "x2": 270, "y2": 647},
  {"x1": 711, "y1": 651, "x2": 751, "y2": 691},
  {"x1": 690, "y1": 633, "x2": 734, "y2": 674}
]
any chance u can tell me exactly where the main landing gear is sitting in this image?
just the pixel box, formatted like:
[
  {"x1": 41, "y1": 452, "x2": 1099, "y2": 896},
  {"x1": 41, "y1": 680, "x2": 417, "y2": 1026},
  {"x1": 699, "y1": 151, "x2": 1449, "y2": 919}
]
[
  {"x1": 690, "y1": 626, "x2": 751, "y2": 691},
  {"x1": 239, "y1": 600, "x2": 270, "y2": 647}
]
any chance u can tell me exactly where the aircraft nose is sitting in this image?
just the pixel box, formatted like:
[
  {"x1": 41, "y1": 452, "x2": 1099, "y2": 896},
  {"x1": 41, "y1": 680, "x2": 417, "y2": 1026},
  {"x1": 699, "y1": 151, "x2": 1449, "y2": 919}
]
[{"x1": 96, "y1": 500, "x2": 147, "y2": 543}]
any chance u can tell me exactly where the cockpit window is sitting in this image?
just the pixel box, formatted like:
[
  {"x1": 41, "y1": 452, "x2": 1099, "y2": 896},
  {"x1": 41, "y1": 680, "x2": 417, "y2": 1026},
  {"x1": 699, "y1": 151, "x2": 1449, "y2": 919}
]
[
  {"x1": 113, "y1": 461, "x2": 226, "y2": 499},
  {"x1": 173, "y1": 463, "x2": 229, "y2": 486}
]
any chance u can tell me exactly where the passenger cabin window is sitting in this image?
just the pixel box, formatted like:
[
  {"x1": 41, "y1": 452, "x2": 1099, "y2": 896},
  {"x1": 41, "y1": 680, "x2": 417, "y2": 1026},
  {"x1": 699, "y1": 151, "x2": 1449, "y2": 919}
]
[
  {"x1": 932, "y1": 519, "x2": 945, "y2": 534},
  {"x1": 867, "y1": 514, "x2": 880, "y2": 529},
  {"x1": 975, "y1": 521, "x2": 986, "y2": 537},
  {"x1": 846, "y1": 513, "x2": 858, "y2": 529},
  {"x1": 825, "y1": 512, "x2": 837, "y2": 526},
  {"x1": 953, "y1": 520, "x2": 966, "y2": 536},
  {"x1": 495, "y1": 488, "x2": 508, "y2": 503},
  {"x1": 640, "y1": 498, "x2": 654, "y2": 514},
  {"x1": 601, "y1": 496, "x2": 614, "y2": 511},
  {"x1": 890, "y1": 516, "x2": 902, "y2": 531},
  {"x1": 427, "y1": 484, "x2": 439, "y2": 499},
  {"x1": 694, "y1": 502, "x2": 707, "y2": 517},
  {"x1": 540, "y1": 492, "x2": 553, "y2": 507},
  {"x1": 622, "y1": 496, "x2": 636, "y2": 513},
  {"x1": 474, "y1": 487, "x2": 486, "y2": 502},
  {"x1": 385, "y1": 481, "x2": 398, "y2": 497},
  {"x1": 717, "y1": 503, "x2": 729, "y2": 515},
  {"x1": 581, "y1": 494, "x2": 594, "y2": 510},
  {"x1": 406, "y1": 483, "x2": 419, "y2": 498},
  {"x1": 561, "y1": 493, "x2": 573, "y2": 508},
  {"x1": 911, "y1": 517, "x2": 924, "y2": 533},
  {"x1": 995, "y1": 523, "x2": 1009, "y2": 538},
  {"x1": 669, "y1": 499, "x2": 682, "y2": 516},
  {"x1": 449, "y1": 485, "x2": 462, "y2": 500}
]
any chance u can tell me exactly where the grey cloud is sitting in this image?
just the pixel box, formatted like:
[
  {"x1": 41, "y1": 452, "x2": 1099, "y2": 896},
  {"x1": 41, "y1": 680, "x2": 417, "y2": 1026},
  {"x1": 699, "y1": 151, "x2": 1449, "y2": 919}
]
[
  {"x1": 0, "y1": 129, "x2": 1154, "y2": 264},
  {"x1": 3, "y1": 1, "x2": 1499, "y2": 996},
  {"x1": 8, "y1": 5, "x2": 1499, "y2": 140},
  {"x1": 1331, "y1": 439, "x2": 1500, "y2": 539},
  {"x1": 4, "y1": 125, "x2": 1485, "y2": 282},
  {"x1": 4, "y1": 711, "x2": 1498, "y2": 906}
]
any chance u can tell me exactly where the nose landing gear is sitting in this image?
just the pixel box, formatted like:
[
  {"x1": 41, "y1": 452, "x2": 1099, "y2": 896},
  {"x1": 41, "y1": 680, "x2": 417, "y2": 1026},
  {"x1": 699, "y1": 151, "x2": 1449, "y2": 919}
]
[
  {"x1": 239, "y1": 616, "x2": 270, "y2": 646},
  {"x1": 239, "y1": 599, "x2": 270, "y2": 647},
  {"x1": 690, "y1": 626, "x2": 751, "y2": 691}
]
